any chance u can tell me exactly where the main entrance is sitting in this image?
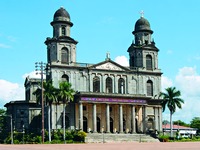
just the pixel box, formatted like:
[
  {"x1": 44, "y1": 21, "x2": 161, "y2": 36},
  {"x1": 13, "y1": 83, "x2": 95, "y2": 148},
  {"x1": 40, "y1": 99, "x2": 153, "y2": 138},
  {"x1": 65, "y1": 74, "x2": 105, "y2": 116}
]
[
  {"x1": 97, "y1": 117, "x2": 101, "y2": 132},
  {"x1": 83, "y1": 116, "x2": 87, "y2": 132},
  {"x1": 110, "y1": 117, "x2": 113, "y2": 133}
]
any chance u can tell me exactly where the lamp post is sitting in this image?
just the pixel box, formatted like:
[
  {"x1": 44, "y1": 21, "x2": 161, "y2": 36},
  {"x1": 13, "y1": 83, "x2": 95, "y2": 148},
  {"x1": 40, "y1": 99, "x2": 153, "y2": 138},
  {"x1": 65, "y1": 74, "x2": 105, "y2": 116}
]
[
  {"x1": 10, "y1": 115, "x2": 13, "y2": 144},
  {"x1": 35, "y1": 61, "x2": 46, "y2": 143}
]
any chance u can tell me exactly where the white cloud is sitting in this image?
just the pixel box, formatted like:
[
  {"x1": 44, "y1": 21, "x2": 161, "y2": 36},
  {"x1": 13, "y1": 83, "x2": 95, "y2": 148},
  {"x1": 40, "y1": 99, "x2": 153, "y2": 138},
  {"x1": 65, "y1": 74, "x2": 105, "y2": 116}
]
[
  {"x1": 163, "y1": 66, "x2": 200, "y2": 123},
  {"x1": 175, "y1": 67, "x2": 200, "y2": 122},
  {"x1": 7, "y1": 35, "x2": 17, "y2": 42},
  {"x1": 0, "y1": 71, "x2": 44, "y2": 108},
  {"x1": 0, "y1": 43, "x2": 11, "y2": 49},
  {"x1": 167, "y1": 50, "x2": 173, "y2": 54},
  {"x1": 194, "y1": 55, "x2": 200, "y2": 60},
  {"x1": 0, "y1": 79, "x2": 24, "y2": 108},
  {"x1": 161, "y1": 76, "x2": 173, "y2": 92},
  {"x1": 22, "y1": 71, "x2": 44, "y2": 79},
  {"x1": 175, "y1": 66, "x2": 200, "y2": 97},
  {"x1": 114, "y1": 55, "x2": 129, "y2": 66}
]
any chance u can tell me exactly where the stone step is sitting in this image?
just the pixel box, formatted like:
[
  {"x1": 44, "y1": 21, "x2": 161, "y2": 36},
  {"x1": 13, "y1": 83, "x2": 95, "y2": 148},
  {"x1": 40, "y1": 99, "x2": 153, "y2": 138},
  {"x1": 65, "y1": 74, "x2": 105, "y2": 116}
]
[{"x1": 85, "y1": 133, "x2": 159, "y2": 143}]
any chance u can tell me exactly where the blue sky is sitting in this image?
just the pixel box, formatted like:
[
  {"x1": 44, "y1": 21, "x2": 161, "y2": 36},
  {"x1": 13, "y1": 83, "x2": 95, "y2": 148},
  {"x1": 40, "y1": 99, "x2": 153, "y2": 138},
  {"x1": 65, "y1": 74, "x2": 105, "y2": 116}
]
[{"x1": 0, "y1": 0, "x2": 200, "y2": 123}]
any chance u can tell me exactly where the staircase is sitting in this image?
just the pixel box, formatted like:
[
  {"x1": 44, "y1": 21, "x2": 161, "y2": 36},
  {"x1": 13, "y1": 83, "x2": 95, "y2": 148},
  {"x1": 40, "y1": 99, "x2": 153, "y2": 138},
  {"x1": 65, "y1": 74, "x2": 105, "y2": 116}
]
[{"x1": 85, "y1": 133, "x2": 159, "y2": 143}]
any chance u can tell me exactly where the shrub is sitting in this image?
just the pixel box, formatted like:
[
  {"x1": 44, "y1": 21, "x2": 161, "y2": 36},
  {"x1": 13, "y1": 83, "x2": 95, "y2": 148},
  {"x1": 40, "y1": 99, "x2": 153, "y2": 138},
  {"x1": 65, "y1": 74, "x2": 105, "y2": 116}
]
[
  {"x1": 52, "y1": 129, "x2": 63, "y2": 141},
  {"x1": 159, "y1": 135, "x2": 170, "y2": 142},
  {"x1": 50, "y1": 139, "x2": 62, "y2": 144},
  {"x1": 65, "y1": 131, "x2": 73, "y2": 140}
]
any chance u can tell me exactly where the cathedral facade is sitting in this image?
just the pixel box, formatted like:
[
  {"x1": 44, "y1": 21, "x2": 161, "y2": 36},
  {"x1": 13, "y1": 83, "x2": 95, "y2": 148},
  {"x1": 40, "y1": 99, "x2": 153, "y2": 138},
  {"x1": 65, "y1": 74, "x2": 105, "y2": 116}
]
[{"x1": 5, "y1": 7, "x2": 163, "y2": 134}]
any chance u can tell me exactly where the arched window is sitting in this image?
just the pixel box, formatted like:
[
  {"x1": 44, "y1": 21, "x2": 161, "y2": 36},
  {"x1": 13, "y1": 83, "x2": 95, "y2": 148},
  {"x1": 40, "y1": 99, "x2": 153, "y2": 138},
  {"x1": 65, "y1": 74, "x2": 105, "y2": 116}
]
[
  {"x1": 106, "y1": 77, "x2": 112, "y2": 93},
  {"x1": 93, "y1": 76, "x2": 100, "y2": 92},
  {"x1": 147, "y1": 80, "x2": 153, "y2": 96},
  {"x1": 146, "y1": 55, "x2": 152, "y2": 70},
  {"x1": 118, "y1": 78, "x2": 125, "y2": 94},
  {"x1": 61, "y1": 26, "x2": 66, "y2": 36},
  {"x1": 61, "y1": 48, "x2": 69, "y2": 64},
  {"x1": 62, "y1": 74, "x2": 69, "y2": 82},
  {"x1": 137, "y1": 52, "x2": 143, "y2": 67}
]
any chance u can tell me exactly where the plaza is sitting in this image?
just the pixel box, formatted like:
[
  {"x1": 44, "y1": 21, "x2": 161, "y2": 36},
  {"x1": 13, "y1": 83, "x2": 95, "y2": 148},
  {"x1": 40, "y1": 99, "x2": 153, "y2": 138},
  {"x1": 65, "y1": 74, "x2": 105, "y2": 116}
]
[{"x1": 0, "y1": 142, "x2": 200, "y2": 150}]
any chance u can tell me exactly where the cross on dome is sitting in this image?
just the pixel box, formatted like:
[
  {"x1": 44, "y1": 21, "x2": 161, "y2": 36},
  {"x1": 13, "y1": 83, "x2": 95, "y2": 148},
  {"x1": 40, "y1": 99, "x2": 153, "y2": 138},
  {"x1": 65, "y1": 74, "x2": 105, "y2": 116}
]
[{"x1": 139, "y1": 10, "x2": 144, "y2": 18}]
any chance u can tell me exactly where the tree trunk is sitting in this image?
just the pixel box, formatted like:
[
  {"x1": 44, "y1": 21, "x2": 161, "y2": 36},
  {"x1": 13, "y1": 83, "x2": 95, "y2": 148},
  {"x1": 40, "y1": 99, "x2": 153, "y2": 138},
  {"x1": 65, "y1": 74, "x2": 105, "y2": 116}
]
[
  {"x1": 170, "y1": 111, "x2": 173, "y2": 137},
  {"x1": 48, "y1": 105, "x2": 51, "y2": 142},
  {"x1": 63, "y1": 103, "x2": 66, "y2": 144}
]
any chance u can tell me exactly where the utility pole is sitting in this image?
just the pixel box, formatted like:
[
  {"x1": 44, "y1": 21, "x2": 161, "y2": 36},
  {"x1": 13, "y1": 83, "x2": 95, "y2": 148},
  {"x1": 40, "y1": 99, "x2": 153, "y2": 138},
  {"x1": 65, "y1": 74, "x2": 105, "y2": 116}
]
[{"x1": 35, "y1": 61, "x2": 46, "y2": 143}]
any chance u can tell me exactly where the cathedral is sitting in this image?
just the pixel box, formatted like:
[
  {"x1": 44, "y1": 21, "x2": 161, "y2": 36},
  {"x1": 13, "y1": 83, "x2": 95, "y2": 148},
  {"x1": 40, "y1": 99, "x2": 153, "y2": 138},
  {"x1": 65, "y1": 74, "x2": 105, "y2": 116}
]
[{"x1": 5, "y1": 7, "x2": 163, "y2": 134}]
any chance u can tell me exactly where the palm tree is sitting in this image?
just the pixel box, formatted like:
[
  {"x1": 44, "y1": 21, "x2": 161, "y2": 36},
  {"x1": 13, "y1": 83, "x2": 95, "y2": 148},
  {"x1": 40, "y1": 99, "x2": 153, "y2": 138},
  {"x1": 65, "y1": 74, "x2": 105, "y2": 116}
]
[
  {"x1": 159, "y1": 87, "x2": 184, "y2": 137},
  {"x1": 33, "y1": 80, "x2": 57, "y2": 142},
  {"x1": 58, "y1": 81, "x2": 75, "y2": 143},
  {"x1": 43, "y1": 80, "x2": 57, "y2": 142}
]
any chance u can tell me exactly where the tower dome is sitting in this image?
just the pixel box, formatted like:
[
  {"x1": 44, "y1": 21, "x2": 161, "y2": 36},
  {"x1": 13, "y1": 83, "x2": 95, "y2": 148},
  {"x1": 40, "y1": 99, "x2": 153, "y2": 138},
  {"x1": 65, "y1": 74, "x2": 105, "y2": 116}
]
[
  {"x1": 53, "y1": 7, "x2": 71, "y2": 21},
  {"x1": 133, "y1": 17, "x2": 153, "y2": 34}
]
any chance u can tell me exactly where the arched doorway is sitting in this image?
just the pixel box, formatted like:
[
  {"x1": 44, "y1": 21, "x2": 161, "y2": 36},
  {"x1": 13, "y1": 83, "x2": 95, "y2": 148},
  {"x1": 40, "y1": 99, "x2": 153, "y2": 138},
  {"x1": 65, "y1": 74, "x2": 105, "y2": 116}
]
[
  {"x1": 135, "y1": 118, "x2": 139, "y2": 133},
  {"x1": 123, "y1": 118, "x2": 126, "y2": 132},
  {"x1": 83, "y1": 116, "x2": 88, "y2": 132},
  {"x1": 110, "y1": 117, "x2": 113, "y2": 133},
  {"x1": 147, "y1": 118, "x2": 154, "y2": 131},
  {"x1": 97, "y1": 117, "x2": 101, "y2": 133}
]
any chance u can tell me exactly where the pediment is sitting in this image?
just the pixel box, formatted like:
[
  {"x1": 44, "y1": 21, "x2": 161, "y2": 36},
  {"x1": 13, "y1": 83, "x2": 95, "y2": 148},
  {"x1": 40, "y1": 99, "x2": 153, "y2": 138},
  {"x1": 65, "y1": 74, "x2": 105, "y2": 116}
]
[{"x1": 95, "y1": 62, "x2": 126, "y2": 71}]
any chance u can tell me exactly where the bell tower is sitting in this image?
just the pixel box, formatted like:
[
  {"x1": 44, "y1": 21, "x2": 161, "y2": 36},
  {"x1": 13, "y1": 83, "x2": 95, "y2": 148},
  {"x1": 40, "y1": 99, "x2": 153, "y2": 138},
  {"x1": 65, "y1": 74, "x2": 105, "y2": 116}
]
[
  {"x1": 45, "y1": 7, "x2": 78, "y2": 65},
  {"x1": 127, "y1": 15, "x2": 159, "y2": 71}
]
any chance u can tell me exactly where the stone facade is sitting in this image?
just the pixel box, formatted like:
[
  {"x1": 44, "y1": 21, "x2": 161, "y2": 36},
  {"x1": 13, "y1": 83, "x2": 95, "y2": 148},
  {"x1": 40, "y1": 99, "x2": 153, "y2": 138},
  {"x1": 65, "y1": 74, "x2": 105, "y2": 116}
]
[{"x1": 5, "y1": 7, "x2": 163, "y2": 134}]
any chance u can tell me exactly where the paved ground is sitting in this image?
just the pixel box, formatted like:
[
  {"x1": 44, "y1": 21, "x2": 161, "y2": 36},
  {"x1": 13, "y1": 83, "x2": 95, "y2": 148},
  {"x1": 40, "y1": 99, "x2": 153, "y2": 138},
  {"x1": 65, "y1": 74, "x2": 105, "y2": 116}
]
[{"x1": 0, "y1": 142, "x2": 200, "y2": 150}]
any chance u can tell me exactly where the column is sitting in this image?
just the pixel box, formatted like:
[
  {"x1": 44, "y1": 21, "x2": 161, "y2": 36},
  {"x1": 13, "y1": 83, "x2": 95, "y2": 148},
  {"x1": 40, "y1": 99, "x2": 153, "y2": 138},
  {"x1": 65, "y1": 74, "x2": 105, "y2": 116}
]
[
  {"x1": 106, "y1": 104, "x2": 110, "y2": 133},
  {"x1": 79, "y1": 103, "x2": 83, "y2": 130},
  {"x1": 119, "y1": 104, "x2": 123, "y2": 133},
  {"x1": 142, "y1": 106, "x2": 147, "y2": 133},
  {"x1": 131, "y1": 105, "x2": 136, "y2": 133},
  {"x1": 93, "y1": 103, "x2": 97, "y2": 133}
]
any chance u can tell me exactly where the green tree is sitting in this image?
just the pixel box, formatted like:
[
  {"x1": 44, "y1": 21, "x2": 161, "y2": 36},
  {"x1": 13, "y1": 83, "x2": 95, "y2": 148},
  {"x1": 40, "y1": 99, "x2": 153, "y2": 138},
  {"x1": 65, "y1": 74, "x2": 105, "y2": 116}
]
[
  {"x1": 33, "y1": 80, "x2": 58, "y2": 142},
  {"x1": 58, "y1": 81, "x2": 75, "y2": 143},
  {"x1": 159, "y1": 87, "x2": 184, "y2": 137},
  {"x1": 43, "y1": 80, "x2": 58, "y2": 142},
  {"x1": 0, "y1": 108, "x2": 7, "y2": 143},
  {"x1": 190, "y1": 117, "x2": 200, "y2": 130},
  {"x1": 0, "y1": 108, "x2": 6, "y2": 127},
  {"x1": 163, "y1": 120, "x2": 169, "y2": 125},
  {"x1": 173, "y1": 120, "x2": 190, "y2": 127}
]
